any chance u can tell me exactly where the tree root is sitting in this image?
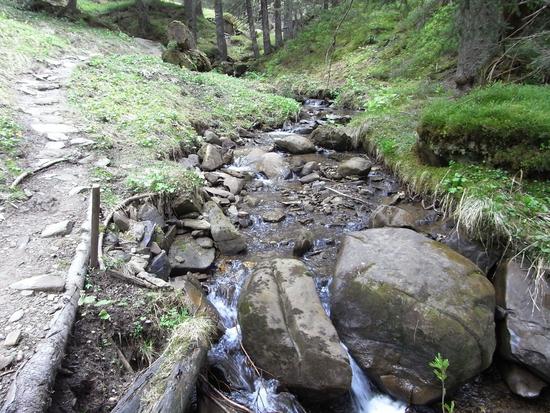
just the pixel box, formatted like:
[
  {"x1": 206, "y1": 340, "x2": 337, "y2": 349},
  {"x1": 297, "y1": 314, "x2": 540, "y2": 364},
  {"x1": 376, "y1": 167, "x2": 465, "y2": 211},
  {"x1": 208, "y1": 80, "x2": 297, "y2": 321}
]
[{"x1": 9, "y1": 158, "x2": 69, "y2": 190}]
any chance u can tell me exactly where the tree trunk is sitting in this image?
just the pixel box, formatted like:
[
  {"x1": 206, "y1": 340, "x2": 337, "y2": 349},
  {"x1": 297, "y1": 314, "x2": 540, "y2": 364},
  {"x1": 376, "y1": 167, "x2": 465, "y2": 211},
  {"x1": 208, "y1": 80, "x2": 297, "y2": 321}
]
[
  {"x1": 323, "y1": 0, "x2": 329, "y2": 9},
  {"x1": 214, "y1": 0, "x2": 228, "y2": 60},
  {"x1": 246, "y1": 0, "x2": 260, "y2": 58},
  {"x1": 184, "y1": 0, "x2": 197, "y2": 42},
  {"x1": 136, "y1": 0, "x2": 151, "y2": 36},
  {"x1": 455, "y1": 0, "x2": 503, "y2": 88},
  {"x1": 261, "y1": 0, "x2": 272, "y2": 55},
  {"x1": 274, "y1": 0, "x2": 283, "y2": 48},
  {"x1": 195, "y1": 0, "x2": 203, "y2": 17},
  {"x1": 283, "y1": 0, "x2": 293, "y2": 40}
]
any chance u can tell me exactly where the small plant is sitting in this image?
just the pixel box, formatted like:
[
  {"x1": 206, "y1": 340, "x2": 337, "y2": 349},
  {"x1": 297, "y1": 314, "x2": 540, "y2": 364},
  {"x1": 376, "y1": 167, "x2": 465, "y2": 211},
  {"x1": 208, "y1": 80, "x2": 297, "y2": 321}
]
[
  {"x1": 139, "y1": 339, "x2": 155, "y2": 366},
  {"x1": 429, "y1": 353, "x2": 455, "y2": 413},
  {"x1": 98, "y1": 309, "x2": 111, "y2": 321},
  {"x1": 159, "y1": 308, "x2": 190, "y2": 330},
  {"x1": 442, "y1": 172, "x2": 467, "y2": 195}
]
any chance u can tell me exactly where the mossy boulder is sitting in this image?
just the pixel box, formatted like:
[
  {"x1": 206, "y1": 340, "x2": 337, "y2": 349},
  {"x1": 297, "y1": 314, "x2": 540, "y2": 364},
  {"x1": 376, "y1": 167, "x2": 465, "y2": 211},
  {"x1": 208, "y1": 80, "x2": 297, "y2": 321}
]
[
  {"x1": 417, "y1": 84, "x2": 550, "y2": 177},
  {"x1": 238, "y1": 259, "x2": 352, "y2": 403},
  {"x1": 330, "y1": 228, "x2": 496, "y2": 405},
  {"x1": 162, "y1": 43, "x2": 212, "y2": 72},
  {"x1": 310, "y1": 124, "x2": 354, "y2": 151}
]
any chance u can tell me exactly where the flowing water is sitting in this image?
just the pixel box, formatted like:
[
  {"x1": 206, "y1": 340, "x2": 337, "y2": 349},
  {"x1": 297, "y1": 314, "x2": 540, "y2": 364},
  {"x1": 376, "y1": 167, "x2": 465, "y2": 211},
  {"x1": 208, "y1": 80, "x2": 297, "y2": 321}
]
[{"x1": 205, "y1": 100, "x2": 411, "y2": 412}]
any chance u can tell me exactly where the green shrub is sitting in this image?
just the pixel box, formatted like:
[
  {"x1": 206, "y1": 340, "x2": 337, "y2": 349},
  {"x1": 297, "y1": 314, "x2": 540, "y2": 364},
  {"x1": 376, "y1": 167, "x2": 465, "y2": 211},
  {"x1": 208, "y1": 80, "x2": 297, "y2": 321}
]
[{"x1": 418, "y1": 83, "x2": 550, "y2": 176}]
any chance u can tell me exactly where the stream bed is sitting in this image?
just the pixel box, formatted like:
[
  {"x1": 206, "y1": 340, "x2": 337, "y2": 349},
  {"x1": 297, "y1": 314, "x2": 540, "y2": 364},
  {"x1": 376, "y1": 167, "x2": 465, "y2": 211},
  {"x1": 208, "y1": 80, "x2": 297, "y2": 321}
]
[{"x1": 204, "y1": 100, "x2": 416, "y2": 412}]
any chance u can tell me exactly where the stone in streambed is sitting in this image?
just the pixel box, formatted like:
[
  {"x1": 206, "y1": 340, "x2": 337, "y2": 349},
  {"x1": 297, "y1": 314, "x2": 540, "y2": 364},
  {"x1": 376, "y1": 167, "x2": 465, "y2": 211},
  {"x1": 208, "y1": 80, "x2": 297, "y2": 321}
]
[
  {"x1": 205, "y1": 201, "x2": 246, "y2": 254},
  {"x1": 273, "y1": 133, "x2": 316, "y2": 154},
  {"x1": 369, "y1": 205, "x2": 416, "y2": 229},
  {"x1": 147, "y1": 250, "x2": 171, "y2": 281},
  {"x1": 495, "y1": 259, "x2": 550, "y2": 382},
  {"x1": 337, "y1": 157, "x2": 372, "y2": 178},
  {"x1": 198, "y1": 143, "x2": 224, "y2": 171},
  {"x1": 293, "y1": 230, "x2": 314, "y2": 257},
  {"x1": 299, "y1": 172, "x2": 320, "y2": 184},
  {"x1": 239, "y1": 259, "x2": 352, "y2": 403},
  {"x1": 3, "y1": 330, "x2": 22, "y2": 347},
  {"x1": 261, "y1": 208, "x2": 286, "y2": 223},
  {"x1": 500, "y1": 360, "x2": 547, "y2": 398},
  {"x1": 330, "y1": 228, "x2": 495, "y2": 404},
  {"x1": 311, "y1": 124, "x2": 354, "y2": 151},
  {"x1": 168, "y1": 235, "x2": 215, "y2": 273},
  {"x1": 138, "y1": 203, "x2": 164, "y2": 227}
]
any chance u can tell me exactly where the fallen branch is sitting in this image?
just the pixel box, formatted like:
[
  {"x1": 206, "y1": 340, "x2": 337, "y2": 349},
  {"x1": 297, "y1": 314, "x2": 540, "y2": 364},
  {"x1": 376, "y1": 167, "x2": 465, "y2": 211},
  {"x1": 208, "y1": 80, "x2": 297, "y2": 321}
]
[
  {"x1": 9, "y1": 158, "x2": 69, "y2": 189},
  {"x1": 200, "y1": 375, "x2": 253, "y2": 413},
  {"x1": 325, "y1": 186, "x2": 371, "y2": 205},
  {"x1": 0, "y1": 370, "x2": 15, "y2": 378},
  {"x1": 98, "y1": 192, "x2": 157, "y2": 271},
  {"x1": 0, "y1": 195, "x2": 91, "y2": 413},
  {"x1": 111, "y1": 338, "x2": 135, "y2": 375}
]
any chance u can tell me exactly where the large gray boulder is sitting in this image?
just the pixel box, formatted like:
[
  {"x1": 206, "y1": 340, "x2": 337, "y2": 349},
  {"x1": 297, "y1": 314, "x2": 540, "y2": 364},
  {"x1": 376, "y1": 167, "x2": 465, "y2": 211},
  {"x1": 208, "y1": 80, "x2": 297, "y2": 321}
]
[
  {"x1": 205, "y1": 201, "x2": 246, "y2": 254},
  {"x1": 330, "y1": 228, "x2": 496, "y2": 404},
  {"x1": 168, "y1": 235, "x2": 216, "y2": 273},
  {"x1": 198, "y1": 144, "x2": 224, "y2": 171},
  {"x1": 368, "y1": 205, "x2": 416, "y2": 229},
  {"x1": 495, "y1": 259, "x2": 550, "y2": 383},
  {"x1": 337, "y1": 157, "x2": 372, "y2": 178},
  {"x1": 310, "y1": 125, "x2": 354, "y2": 151},
  {"x1": 274, "y1": 134, "x2": 316, "y2": 154},
  {"x1": 239, "y1": 259, "x2": 352, "y2": 403}
]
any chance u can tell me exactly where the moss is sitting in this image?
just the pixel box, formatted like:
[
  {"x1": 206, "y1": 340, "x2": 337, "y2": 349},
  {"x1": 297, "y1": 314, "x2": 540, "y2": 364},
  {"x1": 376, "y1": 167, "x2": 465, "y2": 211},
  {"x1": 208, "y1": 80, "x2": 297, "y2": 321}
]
[{"x1": 419, "y1": 83, "x2": 550, "y2": 176}]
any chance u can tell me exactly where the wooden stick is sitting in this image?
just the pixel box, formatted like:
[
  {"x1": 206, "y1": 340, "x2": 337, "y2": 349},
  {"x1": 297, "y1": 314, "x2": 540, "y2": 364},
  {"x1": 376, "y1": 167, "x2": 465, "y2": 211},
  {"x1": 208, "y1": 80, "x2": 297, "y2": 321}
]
[
  {"x1": 325, "y1": 186, "x2": 371, "y2": 205},
  {"x1": 89, "y1": 185, "x2": 100, "y2": 269},
  {"x1": 98, "y1": 192, "x2": 156, "y2": 270},
  {"x1": 200, "y1": 375, "x2": 253, "y2": 413},
  {"x1": 110, "y1": 338, "x2": 134, "y2": 375},
  {"x1": 9, "y1": 158, "x2": 68, "y2": 189}
]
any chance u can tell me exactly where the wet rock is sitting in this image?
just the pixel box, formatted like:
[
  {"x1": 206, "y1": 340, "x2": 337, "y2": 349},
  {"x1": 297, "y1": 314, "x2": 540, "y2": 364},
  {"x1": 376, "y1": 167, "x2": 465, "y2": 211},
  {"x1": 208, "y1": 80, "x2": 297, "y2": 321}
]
[
  {"x1": 10, "y1": 274, "x2": 65, "y2": 292},
  {"x1": 220, "y1": 136, "x2": 237, "y2": 149},
  {"x1": 199, "y1": 143, "x2": 224, "y2": 171},
  {"x1": 495, "y1": 259, "x2": 550, "y2": 382},
  {"x1": 147, "y1": 251, "x2": 171, "y2": 281},
  {"x1": 4, "y1": 330, "x2": 22, "y2": 347},
  {"x1": 443, "y1": 229, "x2": 501, "y2": 274},
  {"x1": 369, "y1": 205, "x2": 416, "y2": 229},
  {"x1": 301, "y1": 161, "x2": 320, "y2": 176},
  {"x1": 172, "y1": 192, "x2": 203, "y2": 217},
  {"x1": 203, "y1": 130, "x2": 222, "y2": 145},
  {"x1": 337, "y1": 157, "x2": 372, "y2": 178},
  {"x1": 311, "y1": 125, "x2": 354, "y2": 151},
  {"x1": 261, "y1": 208, "x2": 286, "y2": 223},
  {"x1": 500, "y1": 360, "x2": 547, "y2": 398},
  {"x1": 221, "y1": 175, "x2": 244, "y2": 195},
  {"x1": 181, "y1": 219, "x2": 211, "y2": 231},
  {"x1": 205, "y1": 201, "x2": 246, "y2": 254},
  {"x1": 204, "y1": 187, "x2": 234, "y2": 200},
  {"x1": 239, "y1": 259, "x2": 352, "y2": 403},
  {"x1": 40, "y1": 220, "x2": 74, "y2": 237},
  {"x1": 138, "y1": 203, "x2": 164, "y2": 228},
  {"x1": 196, "y1": 237, "x2": 214, "y2": 248},
  {"x1": 259, "y1": 152, "x2": 291, "y2": 180},
  {"x1": 168, "y1": 235, "x2": 215, "y2": 273},
  {"x1": 274, "y1": 134, "x2": 316, "y2": 154},
  {"x1": 299, "y1": 172, "x2": 320, "y2": 184},
  {"x1": 293, "y1": 230, "x2": 314, "y2": 257},
  {"x1": 331, "y1": 228, "x2": 495, "y2": 404}
]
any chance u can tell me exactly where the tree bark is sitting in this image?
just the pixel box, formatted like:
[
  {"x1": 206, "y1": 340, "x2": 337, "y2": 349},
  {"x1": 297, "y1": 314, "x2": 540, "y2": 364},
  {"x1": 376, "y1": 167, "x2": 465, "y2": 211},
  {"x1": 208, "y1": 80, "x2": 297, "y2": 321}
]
[
  {"x1": 261, "y1": 0, "x2": 272, "y2": 55},
  {"x1": 283, "y1": 0, "x2": 293, "y2": 40},
  {"x1": 455, "y1": 0, "x2": 503, "y2": 88},
  {"x1": 246, "y1": 0, "x2": 260, "y2": 58},
  {"x1": 184, "y1": 0, "x2": 197, "y2": 42},
  {"x1": 195, "y1": 0, "x2": 203, "y2": 18},
  {"x1": 274, "y1": 0, "x2": 283, "y2": 48},
  {"x1": 136, "y1": 0, "x2": 151, "y2": 36},
  {"x1": 214, "y1": 0, "x2": 228, "y2": 60}
]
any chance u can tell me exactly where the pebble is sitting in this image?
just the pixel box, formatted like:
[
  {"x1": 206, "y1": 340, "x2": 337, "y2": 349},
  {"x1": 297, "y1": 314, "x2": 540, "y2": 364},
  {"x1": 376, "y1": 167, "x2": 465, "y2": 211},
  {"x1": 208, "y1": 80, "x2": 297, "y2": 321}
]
[
  {"x1": 4, "y1": 330, "x2": 22, "y2": 347},
  {"x1": 8, "y1": 310, "x2": 24, "y2": 323},
  {"x1": 40, "y1": 220, "x2": 74, "y2": 237}
]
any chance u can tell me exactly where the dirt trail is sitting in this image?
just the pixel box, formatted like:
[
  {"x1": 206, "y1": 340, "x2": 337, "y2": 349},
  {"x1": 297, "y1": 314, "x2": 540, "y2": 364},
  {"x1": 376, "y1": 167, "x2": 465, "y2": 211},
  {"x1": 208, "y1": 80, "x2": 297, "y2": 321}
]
[{"x1": 0, "y1": 38, "x2": 162, "y2": 403}]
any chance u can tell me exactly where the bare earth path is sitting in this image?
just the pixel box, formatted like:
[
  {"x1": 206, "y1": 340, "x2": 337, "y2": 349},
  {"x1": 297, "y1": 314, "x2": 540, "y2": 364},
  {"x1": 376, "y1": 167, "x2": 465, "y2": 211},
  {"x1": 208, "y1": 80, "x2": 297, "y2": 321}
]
[{"x1": 0, "y1": 39, "x2": 162, "y2": 404}]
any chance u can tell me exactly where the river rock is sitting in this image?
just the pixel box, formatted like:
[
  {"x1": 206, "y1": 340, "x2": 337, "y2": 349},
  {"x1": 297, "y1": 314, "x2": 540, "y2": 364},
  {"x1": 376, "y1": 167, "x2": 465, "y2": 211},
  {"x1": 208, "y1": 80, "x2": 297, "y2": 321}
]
[
  {"x1": 167, "y1": 20, "x2": 196, "y2": 50},
  {"x1": 172, "y1": 192, "x2": 203, "y2": 217},
  {"x1": 369, "y1": 205, "x2": 416, "y2": 229},
  {"x1": 500, "y1": 360, "x2": 547, "y2": 398},
  {"x1": 113, "y1": 211, "x2": 131, "y2": 232},
  {"x1": 300, "y1": 161, "x2": 320, "y2": 176},
  {"x1": 204, "y1": 130, "x2": 222, "y2": 145},
  {"x1": 261, "y1": 208, "x2": 285, "y2": 223},
  {"x1": 147, "y1": 251, "x2": 171, "y2": 281},
  {"x1": 239, "y1": 259, "x2": 352, "y2": 402},
  {"x1": 299, "y1": 173, "x2": 320, "y2": 184},
  {"x1": 337, "y1": 157, "x2": 372, "y2": 178},
  {"x1": 243, "y1": 148, "x2": 290, "y2": 180},
  {"x1": 443, "y1": 229, "x2": 501, "y2": 274},
  {"x1": 494, "y1": 259, "x2": 550, "y2": 382},
  {"x1": 205, "y1": 201, "x2": 246, "y2": 254},
  {"x1": 274, "y1": 134, "x2": 316, "y2": 154},
  {"x1": 4, "y1": 330, "x2": 22, "y2": 347},
  {"x1": 138, "y1": 203, "x2": 164, "y2": 228},
  {"x1": 310, "y1": 125, "x2": 354, "y2": 151},
  {"x1": 181, "y1": 219, "x2": 211, "y2": 231},
  {"x1": 199, "y1": 143, "x2": 224, "y2": 171},
  {"x1": 293, "y1": 230, "x2": 314, "y2": 257},
  {"x1": 169, "y1": 235, "x2": 215, "y2": 273},
  {"x1": 330, "y1": 228, "x2": 495, "y2": 404}
]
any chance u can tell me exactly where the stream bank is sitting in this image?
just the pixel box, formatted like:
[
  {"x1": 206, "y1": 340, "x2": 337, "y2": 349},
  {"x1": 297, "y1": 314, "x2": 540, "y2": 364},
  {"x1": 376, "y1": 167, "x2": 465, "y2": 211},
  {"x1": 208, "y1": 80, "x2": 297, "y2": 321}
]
[{"x1": 50, "y1": 99, "x2": 549, "y2": 413}]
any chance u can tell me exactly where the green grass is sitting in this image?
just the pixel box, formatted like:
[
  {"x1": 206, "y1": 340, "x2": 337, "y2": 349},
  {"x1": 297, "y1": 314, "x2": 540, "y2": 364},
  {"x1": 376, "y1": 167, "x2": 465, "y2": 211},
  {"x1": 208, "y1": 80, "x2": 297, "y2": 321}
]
[
  {"x1": 259, "y1": 0, "x2": 550, "y2": 271},
  {"x1": 78, "y1": 0, "x2": 136, "y2": 15},
  {"x1": 419, "y1": 83, "x2": 550, "y2": 176},
  {"x1": 69, "y1": 53, "x2": 299, "y2": 196}
]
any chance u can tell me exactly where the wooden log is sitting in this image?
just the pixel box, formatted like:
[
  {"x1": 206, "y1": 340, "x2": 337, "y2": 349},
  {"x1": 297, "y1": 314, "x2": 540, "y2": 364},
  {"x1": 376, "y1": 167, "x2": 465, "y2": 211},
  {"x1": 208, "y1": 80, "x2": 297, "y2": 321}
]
[
  {"x1": 89, "y1": 185, "x2": 100, "y2": 269},
  {"x1": 0, "y1": 194, "x2": 92, "y2": 413}
]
